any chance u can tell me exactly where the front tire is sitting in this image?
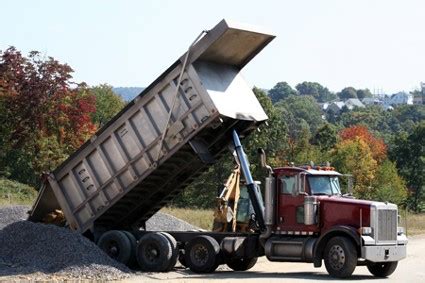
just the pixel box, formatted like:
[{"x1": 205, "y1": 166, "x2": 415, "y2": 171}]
[
  {"x1": 324, "y1": 236, "x2": 357, "y2": 278},
  {"x1": 367, "y1": 261, "x2": 398, "y2": 277}
]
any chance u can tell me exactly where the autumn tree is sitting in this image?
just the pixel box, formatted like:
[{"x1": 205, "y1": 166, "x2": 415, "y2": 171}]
[
  {"x1": 339, "y1": 125, "x2": 387, "y2": 163},
  {"x1": 0, "y1": 47, "x2": 97, "y2": 185},
  {"x1": 331, "y1": 138, "x2": 377, "y2": 199}
]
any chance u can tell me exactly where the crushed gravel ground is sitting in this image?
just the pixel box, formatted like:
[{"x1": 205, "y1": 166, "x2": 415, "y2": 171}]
[{"x1": 0, "y1": 205, "x2": 200, "y2": 281}]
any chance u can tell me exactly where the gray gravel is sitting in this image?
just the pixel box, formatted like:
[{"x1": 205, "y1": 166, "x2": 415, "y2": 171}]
[
  {"x1": 0, "y1": 206, "x2": 130, "y2": 281},
  {"x1": 0, "y1": 205, "x2": 200, "y2": 281},
  {"x1": 146, "y1": 211, "x2": 200, "y2": 231}
]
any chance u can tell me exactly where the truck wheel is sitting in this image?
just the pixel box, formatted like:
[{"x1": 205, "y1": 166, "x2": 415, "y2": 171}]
[
  {"x1": 136, "y1": 232, "x2": 173, "y2": 272},
  {"x1": 185, "y1": 235, "x2": 220, "y2": 273},
  {"x1": 367, "y1": 261, "x2": 398, "y2": 277},
  {"x1": 122, "y1": 231, "x2": 137, "y2": 268},
  {"x1": 324, "y1": 236, "x2": 357, "y2": 278},
  {"x1": 226, "y1": 257, "x2": 257, "y2": 271},
  {"x1": 97, "y1": 230, "x2": 132, "y2": 265},
  {"x1": 159, "y1": 232, "x2": 178, "y2": 271}
]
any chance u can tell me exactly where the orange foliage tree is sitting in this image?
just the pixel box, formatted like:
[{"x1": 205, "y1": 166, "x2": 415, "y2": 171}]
[
  {"x1": 0, "y1": 47, "x2": 97, "y2": 185},
  {"x1": 339, "y1": 125, "x2": 387, "y2": 163}
]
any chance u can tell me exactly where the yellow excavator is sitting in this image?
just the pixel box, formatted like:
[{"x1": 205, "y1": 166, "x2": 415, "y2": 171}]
[{"x1": 212, "y1": 165, "x2": 259, "y2": 233}]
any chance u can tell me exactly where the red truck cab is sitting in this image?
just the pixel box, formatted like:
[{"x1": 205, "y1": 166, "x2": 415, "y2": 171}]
[{"x1": 262, "y1": 165, "x2": 408, "y2": 277}]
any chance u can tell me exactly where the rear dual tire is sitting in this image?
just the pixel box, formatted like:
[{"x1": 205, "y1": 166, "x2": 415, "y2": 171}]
[
  {"x1": 97, "y1": 230, "x2": 133, "y2": 265},
  {"x1": 136, "y1": 232, "x2": 178, "y2": 272},
  {"x1": 184, "y1": 235, "x2": 220, "y2": 273}
]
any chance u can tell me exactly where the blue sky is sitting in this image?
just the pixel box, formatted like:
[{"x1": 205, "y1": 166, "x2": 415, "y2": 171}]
[{"x1": 1, "y1": 0, "x2": 424, "y2": 94}]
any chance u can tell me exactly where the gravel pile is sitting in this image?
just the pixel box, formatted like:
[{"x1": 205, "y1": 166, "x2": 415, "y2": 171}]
[
  {"x1": 0, "y1": 205, "x2": 29, "y2": 229},
  {"x1": 0, "y1": 205, "x2": 200, "y2": 280},
  {"x1": 0, "y1": 206, "x2": 131, "y2": 280},
  {"x1": 147, "y1": 211, "x2": 200, "y2": 231}
]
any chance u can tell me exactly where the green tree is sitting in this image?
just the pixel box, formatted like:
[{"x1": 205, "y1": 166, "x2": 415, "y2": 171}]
[
  {"x1": 295, "y1": 81, "x2": 335, "y2": 102},
  {"x1": 371, "y1": 159, "x2": 407, "y2": 206},
  {"x1": 276, "y1": 95, "x2": 324, "y2": 136},
  {"x1": 312, "y1": 123, "x2": 338, "y2": 151},
  {"x1": 173, "y1": 87, "x2": 288, "y2": 208},
  {"x1": 90, "y1": 84, "x2": 125, "y2": 127},
  {"x1": 268, "y1": 82, "x2": 297, "y2": 103},
  {"x1": 389, "y1": 122, "x2": 425, "y2": 212},
  {"x1": 338, "y1": 87, "x2": 358, "y2": 100},
  {"x1": 356, "y1": 88, "x2": 372, "y2": 99}
]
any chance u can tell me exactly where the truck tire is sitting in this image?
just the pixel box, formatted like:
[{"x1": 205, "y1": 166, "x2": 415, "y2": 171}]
[
  {"x1": 122, "y1": 231, "x2": 138, "y2": 268},
  {"x1": 136, "y1": 232, "x2": 173, "y2": 272},
  {"x1": 324, "y1": 236, "x2": 357, "y2": 278},
  {"x1": 159, "y1": 232, "x2": 178, "y2": 271},
  {"x1": 226, "y1": 257, "x2": 257, "y2": 271},
  {"x1": 367, "y1": 261, "x2": 398, "y2": 277},
  {"x1": 185, "y1": 235, "x2": 220, "y2": 273},
  {"x1": 97, "y1": 230, "x2": 132, "y2": 265}
]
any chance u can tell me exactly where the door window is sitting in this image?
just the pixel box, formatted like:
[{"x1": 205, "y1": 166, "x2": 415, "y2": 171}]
[{"x1": 280, "y1": 175, "x2": 296, "y2": 195}]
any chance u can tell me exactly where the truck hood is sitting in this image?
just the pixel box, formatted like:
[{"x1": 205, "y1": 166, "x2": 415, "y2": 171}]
[{"x1": 316, "y1": 195, "x2": 374, "y2": 206}]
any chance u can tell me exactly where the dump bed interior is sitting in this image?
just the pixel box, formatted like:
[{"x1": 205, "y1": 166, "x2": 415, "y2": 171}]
[{"x1": 29, "y1": 19, "x2": 275, "y2": 233}]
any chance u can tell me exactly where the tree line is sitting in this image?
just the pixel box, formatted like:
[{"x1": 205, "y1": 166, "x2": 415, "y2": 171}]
[
  {"x1": 1, "y1": 48, "x2": 424, "y2": 212},
  {"x1": 175, "y1": 84, "x2": 425, "y2": 212},
  {"x1": 0, "y1": 47, "x2": 125, "y2": 186}
]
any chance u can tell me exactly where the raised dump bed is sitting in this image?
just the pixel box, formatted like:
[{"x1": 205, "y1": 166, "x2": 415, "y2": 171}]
[{"x1": 29, "y1": 19, "x2": 275, "y2": 234}]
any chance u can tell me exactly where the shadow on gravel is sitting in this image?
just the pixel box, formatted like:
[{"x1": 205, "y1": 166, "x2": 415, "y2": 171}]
[{"x1": 0, "y1": 221, "x2": 130, "y2": 279}]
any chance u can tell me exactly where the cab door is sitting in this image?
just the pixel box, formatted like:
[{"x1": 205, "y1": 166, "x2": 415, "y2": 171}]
[{"x1": 277, "y1": 173, "x2": 307, "y2": 232}]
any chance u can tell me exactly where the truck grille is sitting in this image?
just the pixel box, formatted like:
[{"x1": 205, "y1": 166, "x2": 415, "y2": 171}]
[{"x1": 377, "y1": 209, "x2": 397, "y2": 242}]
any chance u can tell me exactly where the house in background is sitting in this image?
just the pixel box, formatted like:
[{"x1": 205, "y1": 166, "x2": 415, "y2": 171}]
[
  {"x1": 362, "y1": 97, "x2": 383, "y2": 106},
  {"x1": 344, "y1": 98, "x2": 365, "y2": 110},
  {"x1": 385, "y1": 92, "x2": 413, "y2": 106},
  {"x1": 325, "y1": 101, "x2": 345, "y2": 114}
]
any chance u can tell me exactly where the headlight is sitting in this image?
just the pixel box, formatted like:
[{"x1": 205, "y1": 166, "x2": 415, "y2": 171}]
[
  {"x1": 359, "y1": 227, "x2": 372, "y2": 235},
  {"x1": 397, "y1": 227, "x2": 405, "y2": 235}
]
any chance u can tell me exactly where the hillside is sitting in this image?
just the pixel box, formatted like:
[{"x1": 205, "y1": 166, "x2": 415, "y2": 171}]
[{"x1": 112, "y1": 87, "x2": 144, "y2": 101}]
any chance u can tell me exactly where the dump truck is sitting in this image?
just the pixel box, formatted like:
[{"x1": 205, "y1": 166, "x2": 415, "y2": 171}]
[{"x1": 29, "y1": 19, "x2": 407, "y2": 278}]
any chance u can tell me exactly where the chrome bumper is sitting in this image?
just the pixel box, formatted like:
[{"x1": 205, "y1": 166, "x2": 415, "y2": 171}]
[
  {"x1": 361, "y1": 244, "x2": 406, "y2": 262},
  {"x1": 361, "y1": 234, "x2": 407, "y2": 262}
]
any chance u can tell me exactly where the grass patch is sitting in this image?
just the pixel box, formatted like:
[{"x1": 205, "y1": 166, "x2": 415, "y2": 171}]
[
  {"x1": 399, "y1": 211, "x2": 425, "y2": 236},
  {"x1": 0, "y1": 178, "x2": 37, "y2": 205},
  {"x1": 161, "y1": 207, "x2": 214, "y2": 230}
]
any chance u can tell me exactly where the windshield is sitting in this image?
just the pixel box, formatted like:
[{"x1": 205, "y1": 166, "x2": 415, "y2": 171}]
[{"x1": 308, "y1": 176, "x2": 341, "y2": 195}]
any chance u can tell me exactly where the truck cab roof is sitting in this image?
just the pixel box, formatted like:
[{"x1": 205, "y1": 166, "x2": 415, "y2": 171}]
[{"x1": 273, "y1": 166, "x2": 342, "y2": 177}]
